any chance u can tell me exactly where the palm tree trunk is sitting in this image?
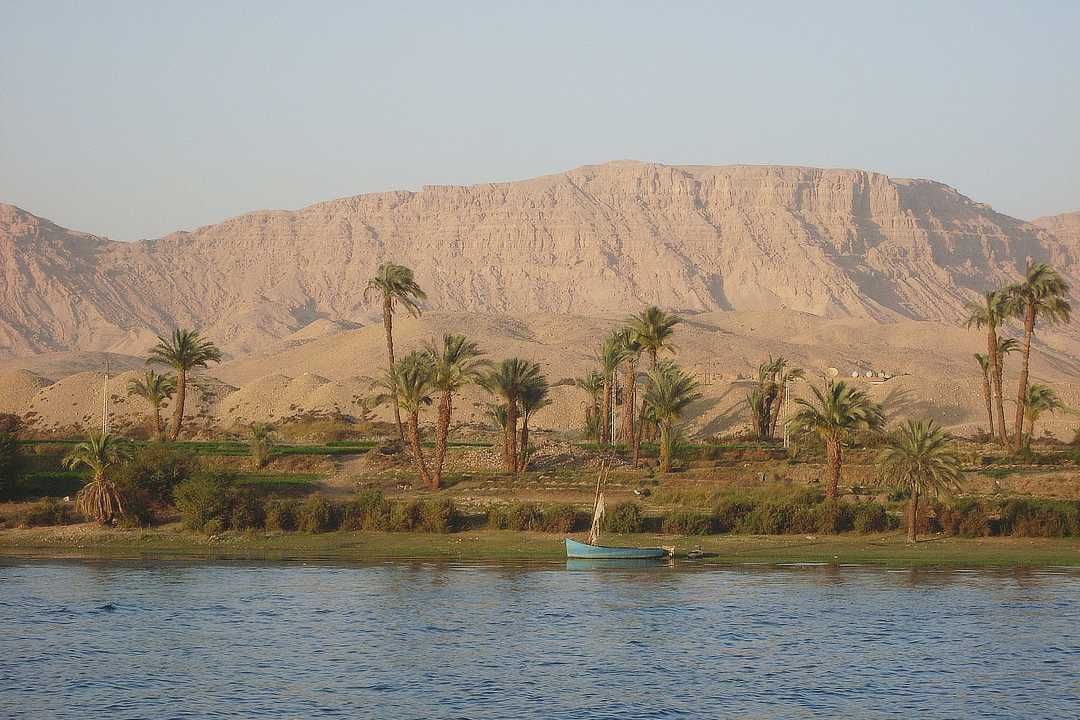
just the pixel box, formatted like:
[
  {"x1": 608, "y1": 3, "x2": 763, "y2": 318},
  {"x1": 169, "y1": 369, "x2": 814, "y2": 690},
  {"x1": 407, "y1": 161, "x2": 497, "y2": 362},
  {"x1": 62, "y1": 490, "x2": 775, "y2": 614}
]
[
  {"x1": 1013, "y1": 304, "x2": 1036, "y2": 452},
  {"x1": 601, "y1": 376, "x2": 612, "y2": 446},
  {"x1": 632, "y1": 350, "x2": 658, "y2": 467},
  {"x1": 825, "y1": 439, "x2": 842, "y2": 501},
  {"x1": 406, "y1": 411, "x2": 432, "y2": 486},
  {"x1": 153, "y1": 404, "x2": 164, "y2": 442},
  {"x1": 383, "y1": 298, "x2": 405, "y2": 443},
  {"x1": 432, "y1": 391, "x2": 452, "y2": 489},
  {"x1": 988, "y1": 325, "x2": 1008, "y2": 447},
  {"x1": 170, "y1": 369, "x2": 186, "y2": 440},
  {"x1": 622, "y1": 359, "x2": 637, "y2": 446},
  {"x1": 769, "y1": 382, "x2": 786, "y2": 438},
  {"x1": 907, "y1": 485, "x2": 920, "y2": 542},
  {"x1": 504, "y1": 399, "x2": 519, "y2": 474},
  {"x1": 517, "y1": 413, "x2": 530, "y2": 473},
  {"x1": 979, "y1": 368, "x2": 994, "y2": 439},
  {"x1": 658, "y1": 423, "x2": 671, "y2": 473}
]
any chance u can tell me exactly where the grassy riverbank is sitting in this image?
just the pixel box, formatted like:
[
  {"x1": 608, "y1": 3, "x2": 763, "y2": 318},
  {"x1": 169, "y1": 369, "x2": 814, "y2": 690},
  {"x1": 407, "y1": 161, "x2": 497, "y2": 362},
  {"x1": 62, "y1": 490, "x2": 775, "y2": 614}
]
[{"x1": 2, "y1": 525, "x2": 1078, "y2": 567}]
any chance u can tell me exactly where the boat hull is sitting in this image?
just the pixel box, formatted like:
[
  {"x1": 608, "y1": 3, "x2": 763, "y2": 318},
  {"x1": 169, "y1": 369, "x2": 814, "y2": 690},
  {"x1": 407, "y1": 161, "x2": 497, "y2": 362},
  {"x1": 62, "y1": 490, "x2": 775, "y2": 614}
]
[{"x1": 564, "y1": 538, "x2": 669, "y2": 559}]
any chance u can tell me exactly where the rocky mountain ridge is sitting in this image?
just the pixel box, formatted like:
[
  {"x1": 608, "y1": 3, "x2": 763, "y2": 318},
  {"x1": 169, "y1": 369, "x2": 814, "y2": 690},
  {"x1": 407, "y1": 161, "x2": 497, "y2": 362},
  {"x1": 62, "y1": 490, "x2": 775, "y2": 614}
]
[{"x1": 2, "y1": 161, "x2": 1077, "y2": 358}]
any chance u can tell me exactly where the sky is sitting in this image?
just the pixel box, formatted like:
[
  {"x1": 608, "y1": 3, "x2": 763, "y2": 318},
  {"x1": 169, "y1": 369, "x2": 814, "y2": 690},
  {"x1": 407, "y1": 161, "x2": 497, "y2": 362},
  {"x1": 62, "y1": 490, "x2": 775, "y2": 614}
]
[{"x1": 1, "y1": 0, "x2": 1078, "y2": 241}]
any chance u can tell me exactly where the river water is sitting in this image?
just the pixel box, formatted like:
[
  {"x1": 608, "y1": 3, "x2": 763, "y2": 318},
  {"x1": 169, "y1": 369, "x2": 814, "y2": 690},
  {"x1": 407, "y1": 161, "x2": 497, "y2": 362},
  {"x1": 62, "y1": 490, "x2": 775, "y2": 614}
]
[{"x1": 1, "y1": 559, "x2": 1077, "y2": 719}]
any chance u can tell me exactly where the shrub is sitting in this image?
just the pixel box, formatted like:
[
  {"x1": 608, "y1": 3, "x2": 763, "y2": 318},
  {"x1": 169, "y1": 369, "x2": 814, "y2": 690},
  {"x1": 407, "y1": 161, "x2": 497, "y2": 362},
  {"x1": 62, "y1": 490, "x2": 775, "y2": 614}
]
[
  {"x1": 229, "y1": 487, "x2": 266, "y2": 531},
  {"x1": 490, "y1": 502, "x2": 543, "y2": 531},
  {"x1": 603, "y1": 502, "x2": 643, "y2": 534},
  {"x1": 999, "y1": 499, "x2": 1079, "y2": 538},
  {"x1": 386, "y1": 500, "x2": 421, "y2": 532},
  {"x1": 418, "y1": 498, "x2": 458, "y2": 533},
  {"x1": 173, "y1": 471, "x2": 235, "y2": 532},
  {"x1": 114, "y1": 446, "x2": 200, "y2": 508},
  {"x1": 934, "y1": 499, "x2": 991, "y2": 538},
  {"x1": 852, "y1": 502, "x2": 892, "y2": 533},
  {"x1": 539, "y1": 504, "x2": 581, "y2": 533},
  {"x1": 265, "y1": 499, "x2": 298, "y2": 531},
  {"x1": 713, "y1": 496, "x2": 759, "y2": 533},
  {"x1": 0, "y1": 425, "x2": 25, "y2": 501},
  {"x1": 814, "y1": 502, "x2": 854, "y2": 534},
  {"x1": 661, "y1": 510, "x2": 714, "y2": 535},
  {"x1": 296, "y1": 494, "x2": 337, "y2": 533},
  {"x1": 340, "y1": 487, "x2": 389, "y2": 531},
  {"x1": 19, "y1": 498, "x2": 79, "y2": 527}
]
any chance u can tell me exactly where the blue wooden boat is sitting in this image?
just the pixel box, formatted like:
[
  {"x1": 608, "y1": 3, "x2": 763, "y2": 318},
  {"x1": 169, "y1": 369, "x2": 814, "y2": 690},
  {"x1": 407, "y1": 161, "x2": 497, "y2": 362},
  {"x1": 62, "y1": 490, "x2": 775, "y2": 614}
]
[
  {"x1": 565, "y1": 537, "x2": 670, "y2": 560},
  {"x1": 566, "y1": 460, "x2": 674, "y2": 561}
]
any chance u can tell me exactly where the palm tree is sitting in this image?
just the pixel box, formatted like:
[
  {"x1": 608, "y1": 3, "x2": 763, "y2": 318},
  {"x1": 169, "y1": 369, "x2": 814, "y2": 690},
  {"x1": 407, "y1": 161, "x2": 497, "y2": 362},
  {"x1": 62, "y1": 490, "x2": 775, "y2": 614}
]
[
  {"x1": 614, "y1": 327, "x2": 643, "y2": 445},
  {"x1": 425, "y1": 334, "x2": 486, "y2": 488},
  {"x1": 626, "y1": 307, "x2": 682, "y2": 465},
  {"x1": 1007, "y1": 263, "x2": 1072, "y2": 451},
  {"x1": 517, "y1": 377, "x2": 551, "y2": 472},
  {"x1": 147, "y1": 329, "x2": 222, "y2": 440},
  {"x1": 597, "y1": 332, "x2": 628, "y2": 446},
  {"x1": 1022, "y1": 384, "x2": 1065, "y2": 447},
  {"x1": 974, "y1": 353, "x2": 994, "y2": 438},
  {"x1": 965, "y1": 291, "x2": 1013, "y2": 446},
  {"x1": 482, "y1": 358, "x2": 543, "y2": 474},
  {"x1": 787, "y1": 381, "x2": 886, "y2": 501},
  {"x1": 878, "y1": 420, "x2": 963, "y2": 542},
  {"x1": 64, "y1": 432, "x2": 130, "y2": 524},
  {"x1": 127, "y1": 370, "x2": 176, "y2": 441},
  {"x1": 574, "y1": 370, "x2": 604, "y2": 441},
  {"x1": 770, "y1": 362, "x2": 804, "y2": 438},
  {"x1": 249, "y1": 423, "x2": 275, "y2": 469},
  {"x1": 364, "y1": 263, "x2": 427, "y2": 443},
  {"x1": 750, "y1": 357, "x2": 781, "y2": 438},
  {"x1": 643, "y1": 361, "x2": 701, "y2": 473},
  {"x1": 377, "y1": 351, "x2": 435, "y2": 486}
]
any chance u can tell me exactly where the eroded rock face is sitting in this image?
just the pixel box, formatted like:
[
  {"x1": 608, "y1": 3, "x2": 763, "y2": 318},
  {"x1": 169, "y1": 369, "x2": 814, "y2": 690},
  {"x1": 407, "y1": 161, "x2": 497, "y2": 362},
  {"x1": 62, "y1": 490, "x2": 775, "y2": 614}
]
[{"x1": 1, "y1": 162, "x2": 1076, "y2": 357}]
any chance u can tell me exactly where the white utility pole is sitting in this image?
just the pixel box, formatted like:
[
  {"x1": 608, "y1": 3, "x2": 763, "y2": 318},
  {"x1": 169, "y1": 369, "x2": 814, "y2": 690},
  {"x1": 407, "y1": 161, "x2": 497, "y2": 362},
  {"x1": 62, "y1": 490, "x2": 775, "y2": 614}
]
[{"x1": 102, "y1": 358, "x2": 110, "y2": 435}]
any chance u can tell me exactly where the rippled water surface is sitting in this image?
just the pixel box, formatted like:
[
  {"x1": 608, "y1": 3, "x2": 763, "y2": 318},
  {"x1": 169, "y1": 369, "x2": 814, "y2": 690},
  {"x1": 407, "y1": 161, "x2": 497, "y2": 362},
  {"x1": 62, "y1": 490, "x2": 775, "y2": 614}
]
[{"x1": 1, "y1": 559, "x2": 1078, "y2": 719}]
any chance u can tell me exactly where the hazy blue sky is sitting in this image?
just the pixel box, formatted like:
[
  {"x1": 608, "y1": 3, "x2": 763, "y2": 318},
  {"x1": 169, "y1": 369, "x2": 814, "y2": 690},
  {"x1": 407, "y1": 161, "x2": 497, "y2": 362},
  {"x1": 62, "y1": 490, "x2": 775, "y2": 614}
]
[{"x1": 2, "y1": 1, "x2": 1078, "y2": 240}]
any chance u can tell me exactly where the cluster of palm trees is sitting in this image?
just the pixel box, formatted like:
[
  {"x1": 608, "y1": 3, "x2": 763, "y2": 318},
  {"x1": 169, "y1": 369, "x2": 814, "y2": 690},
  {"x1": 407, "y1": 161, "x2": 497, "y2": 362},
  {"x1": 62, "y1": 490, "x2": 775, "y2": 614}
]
[
  {"x1": 365, "y1": 263, "x2": 553, "y2": 485},
  {"x1": 965, "y1": 262, "x2": 1072, "y2": 451},
  {"x1": 575, "y1": 306, "x2": 701, "y2": 472},
  {"x1": 747, "y1": 356, "x2": 804, "y2": 439},
  {"x1": 127, "y1": 329, "x2": 223, "y2": 441}
]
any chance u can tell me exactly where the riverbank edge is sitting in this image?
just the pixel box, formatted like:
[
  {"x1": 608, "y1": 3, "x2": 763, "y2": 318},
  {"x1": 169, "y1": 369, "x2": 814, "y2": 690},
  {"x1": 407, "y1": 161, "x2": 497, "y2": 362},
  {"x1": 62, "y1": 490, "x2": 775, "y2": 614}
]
[{"x1": 2, "y1": 526, "x2": 1080, "y2": 567}]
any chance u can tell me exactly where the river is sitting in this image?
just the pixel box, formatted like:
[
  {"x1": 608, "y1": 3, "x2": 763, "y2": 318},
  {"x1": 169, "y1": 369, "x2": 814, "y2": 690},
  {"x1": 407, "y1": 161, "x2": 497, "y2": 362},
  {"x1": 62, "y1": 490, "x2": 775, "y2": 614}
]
[{"x1": 1, "y1": 559, "x2": 1077, "y2": 718}]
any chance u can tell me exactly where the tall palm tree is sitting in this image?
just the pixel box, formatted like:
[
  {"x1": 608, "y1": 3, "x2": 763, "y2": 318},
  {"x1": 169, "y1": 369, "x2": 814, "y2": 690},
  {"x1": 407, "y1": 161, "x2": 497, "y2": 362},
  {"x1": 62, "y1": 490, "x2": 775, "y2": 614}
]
[
  {"x1": 574, "y1": 370, "x2": 604, "y2": 441},
  {"x1": 517, "y1": 377, "x2": 551, "y2": 472},
  {"x1": 1022, "y1": 384, "x2": 1065, "y2": 447},
  {"x1": 626, "y1": 306, "x2": 682, "y2": 465},
  {"x1": 127, "y1": 370, "x2": 176, "y2": 441},
  {"x1": 878, "y1": 420, "x2": 963, "y2": 542},
  {"x1": 147, "y1": 329, "x2": 222, "y2": 440},
  {"x1": 750, "y1": 357, "x2": 781, "y2": 438},
  {"x1": 643, "y1": 361, "x2": 701, "y2": 473},
  {"x1": 974, "y1": 353, "x2": 994, "y2": 438},
  {"x1": 377, "y1": 351, "x2": 435, "y2": 486},
  {"x1": 788, "y1": 381, "x2": 886, "y2": 501},
  {"x1": 965, "y1": 291, "x2": 1013, "y2": 446},
  {"x1": 597, "y1": 332, "x2": 628, "y2": 447},
  {"x1": 64, "y1": 432, "x2": 130, "y2": 524},
  {"x1": 614, "y1": 327, "x2": 643, "y2": 445},
  {"x1": 482, "y1": 358, "x2": 543, "y2": 473},
  {"x1": 770, "y1": 362, "x2": 804, "y2": 438},
  {"x1": 1007, "y1": 263, "x2": 1072, "y2": 451},
  {"x1": 425, "y1": 334, "x2": 486, "y2": 488},
  {"x1": 364, "y1": 263, "x2": 427, "y2": 443}
]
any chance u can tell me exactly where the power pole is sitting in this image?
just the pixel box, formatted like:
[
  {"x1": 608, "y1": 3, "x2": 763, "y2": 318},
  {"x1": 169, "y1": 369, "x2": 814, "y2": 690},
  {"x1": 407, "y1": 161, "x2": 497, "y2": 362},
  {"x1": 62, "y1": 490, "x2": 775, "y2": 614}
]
[{"x1": 102, "y1": 358, "x2": 110, "y2": 435}]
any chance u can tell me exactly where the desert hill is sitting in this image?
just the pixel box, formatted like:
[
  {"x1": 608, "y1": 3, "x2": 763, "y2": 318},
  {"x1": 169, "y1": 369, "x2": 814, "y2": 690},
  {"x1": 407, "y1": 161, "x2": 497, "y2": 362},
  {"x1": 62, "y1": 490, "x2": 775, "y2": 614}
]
[{"x1": 2, "y1": 162, "x2": 1078, "y2": 358}]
